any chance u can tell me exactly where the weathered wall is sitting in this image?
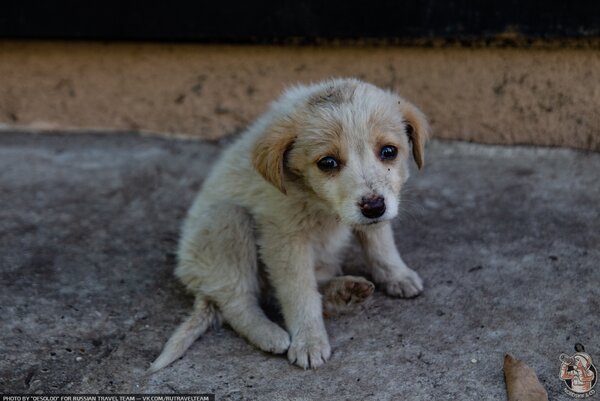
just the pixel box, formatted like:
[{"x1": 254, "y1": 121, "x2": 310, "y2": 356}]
[{"x1": 1, "y1": 41, "x2": 599, "y2": 150}]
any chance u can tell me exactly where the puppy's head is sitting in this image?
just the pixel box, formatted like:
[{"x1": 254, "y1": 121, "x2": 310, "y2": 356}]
[{"x1": 253, "y1": 79, "x2": 429, "y2": 226}]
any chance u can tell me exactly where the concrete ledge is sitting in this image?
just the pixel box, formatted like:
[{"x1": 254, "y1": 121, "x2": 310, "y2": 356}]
[
  {"x1": 1, "y1": 41, "x2": 599, "y2": 150},
  {"x1": 1, "y1": 131, "x2": 598, "y2": 398}
]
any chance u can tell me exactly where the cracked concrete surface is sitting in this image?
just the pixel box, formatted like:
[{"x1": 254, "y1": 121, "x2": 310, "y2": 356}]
[{"x1": 0, "y1": 131, "x2": 599, "y2": 400}]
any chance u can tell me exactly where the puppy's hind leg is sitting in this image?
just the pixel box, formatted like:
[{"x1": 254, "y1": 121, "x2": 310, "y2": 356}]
[
  {"x1": 321, "y1": 276, "x2": 375, "y2": 317},
  {"x1": 178, "y1": 203, "x2": 290, "y2": 355}
]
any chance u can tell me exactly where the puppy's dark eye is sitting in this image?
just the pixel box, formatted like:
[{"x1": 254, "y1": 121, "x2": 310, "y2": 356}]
[
  {"x1": 380, "y1": 145, "x2": 398, "y2": 161},
  {"x1": 317, "y1": 156, "x2": 339, "y2": 171}
]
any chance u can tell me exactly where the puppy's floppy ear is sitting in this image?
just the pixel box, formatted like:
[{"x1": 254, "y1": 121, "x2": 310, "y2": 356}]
[
  {"x1": 252, "y1": 118, "x2": 297, "y2": 194},
  {"x1": 399, "y1": 100, "x2": 430, "y2": 169}
]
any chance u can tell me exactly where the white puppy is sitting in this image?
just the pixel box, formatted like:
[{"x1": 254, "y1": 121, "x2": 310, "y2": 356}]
[{"x1": 150, "y1": 78, "x2": 429, "y2": 371}]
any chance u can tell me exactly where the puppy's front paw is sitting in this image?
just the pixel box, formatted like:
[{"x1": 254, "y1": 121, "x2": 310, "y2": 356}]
[
  {"x1": 383, "y1": 269, "x2": 424, "y2": 298},
  {"x1": 251, "y1": 323, "x2": 291, "y2": 354},
  {"x1": 287, "y1": 329, "x2": 331, "y2": 369}
]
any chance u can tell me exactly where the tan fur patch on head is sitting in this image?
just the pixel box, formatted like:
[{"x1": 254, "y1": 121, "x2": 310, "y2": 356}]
[
  {"x1": 371, "y1": 130, "x2": 403, "y2": 157},
  {"x1": 286, "y1": 118, "x2": 345, "y2": 181}
]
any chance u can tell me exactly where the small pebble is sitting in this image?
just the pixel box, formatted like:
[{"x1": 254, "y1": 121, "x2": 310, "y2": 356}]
[
  {"x1": 76, "y1": 356, "x2": 83, "y2": 361},
  {"x1": 471, "y1": 358, "x2": 478, "y2": 363}
]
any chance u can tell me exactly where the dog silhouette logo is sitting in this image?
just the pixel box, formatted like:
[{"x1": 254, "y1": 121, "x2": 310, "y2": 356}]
[{"x1": 560, "y1": 343, "x2": 597, "y2": 398}]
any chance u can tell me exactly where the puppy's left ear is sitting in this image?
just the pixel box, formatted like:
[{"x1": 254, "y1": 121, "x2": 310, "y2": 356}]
[
  {"x1": 399, "y1": 100, "x2": 430, "y2": 169},
  {"x1": 252, "y1": 118, "x2": 297, "y2": 194}
]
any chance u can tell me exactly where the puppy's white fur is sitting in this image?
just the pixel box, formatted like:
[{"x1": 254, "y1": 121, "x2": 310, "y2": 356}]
[{"x1": 150, "y1": 78, "x2": 429, "y2": 372}]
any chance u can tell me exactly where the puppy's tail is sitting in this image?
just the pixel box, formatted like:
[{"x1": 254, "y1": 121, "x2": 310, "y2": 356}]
[{"x1": 148, "y1": 298, "x2": 220, "y2": 374}]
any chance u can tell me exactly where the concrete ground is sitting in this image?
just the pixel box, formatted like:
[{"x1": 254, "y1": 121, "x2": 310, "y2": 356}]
[{"x1": 0, "y1": 131, "x2": 598, "y2": 400}]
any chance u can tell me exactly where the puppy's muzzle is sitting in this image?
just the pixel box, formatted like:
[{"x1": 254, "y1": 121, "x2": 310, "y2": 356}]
[{"x1": 359, "y1": 196, "x2": 386, "y2": 219}]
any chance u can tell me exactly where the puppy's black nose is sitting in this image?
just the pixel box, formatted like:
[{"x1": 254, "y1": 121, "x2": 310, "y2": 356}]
[{"x1": 360, "y1": 196, "x2": 386, "y2": 219}]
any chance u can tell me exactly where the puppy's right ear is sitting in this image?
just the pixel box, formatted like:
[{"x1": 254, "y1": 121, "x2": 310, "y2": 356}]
[
  {"x1": 252, "y1": 118, "x2": 297, "y2": 194},
  {"x1": 399, "y1": 100, "x2": 430, "y2": 170}
]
